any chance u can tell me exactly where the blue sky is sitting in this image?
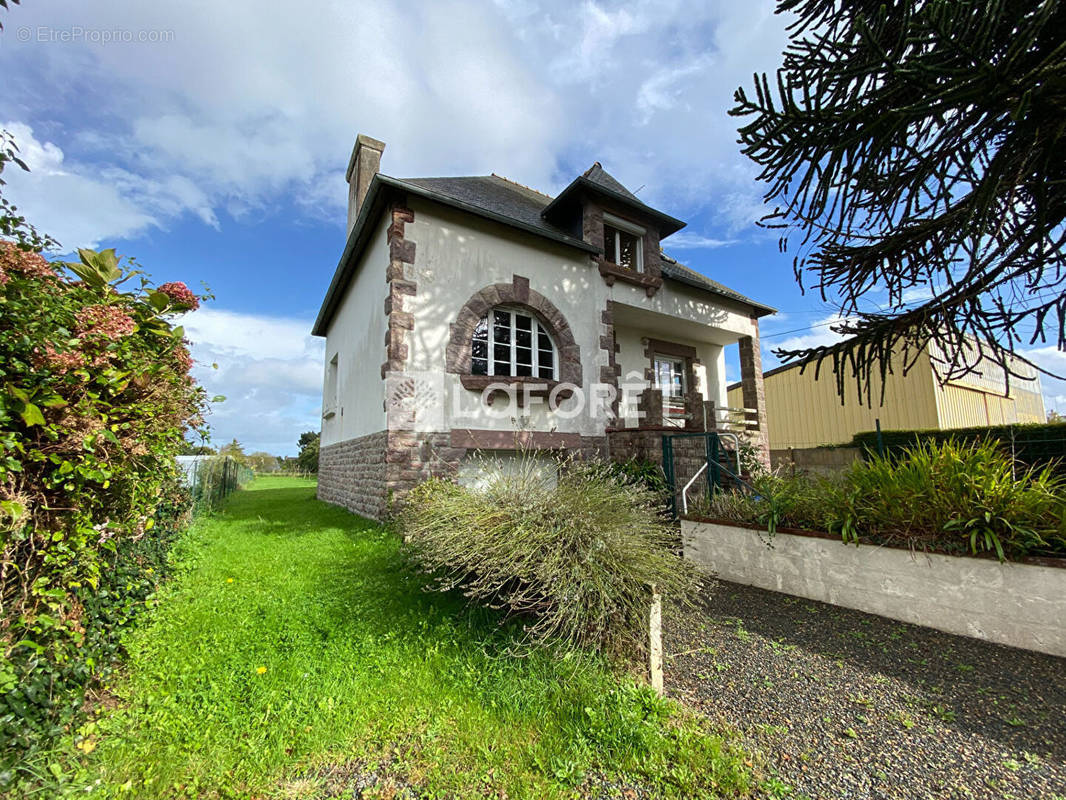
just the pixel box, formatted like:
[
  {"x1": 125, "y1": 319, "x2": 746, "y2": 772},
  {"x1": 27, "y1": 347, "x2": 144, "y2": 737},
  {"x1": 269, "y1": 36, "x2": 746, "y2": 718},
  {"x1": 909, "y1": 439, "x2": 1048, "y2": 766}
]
[{"x1": 2, "y1": 1, "x2": 1061, "y2": 454}]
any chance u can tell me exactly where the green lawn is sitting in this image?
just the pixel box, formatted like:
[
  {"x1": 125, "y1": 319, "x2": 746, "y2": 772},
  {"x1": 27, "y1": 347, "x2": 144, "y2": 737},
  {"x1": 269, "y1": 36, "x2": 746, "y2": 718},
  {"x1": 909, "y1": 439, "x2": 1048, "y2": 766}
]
[{"x1": 67, "y1": 477, "x2": 755, "y2": 798}]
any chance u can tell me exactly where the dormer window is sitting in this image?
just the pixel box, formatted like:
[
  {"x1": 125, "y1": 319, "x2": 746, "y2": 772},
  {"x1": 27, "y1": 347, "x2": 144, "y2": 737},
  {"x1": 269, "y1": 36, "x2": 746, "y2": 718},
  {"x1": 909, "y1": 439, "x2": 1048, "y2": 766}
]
[
  {"x1": 603, "y1": 213, "x2": 645, "y2": 273},
  {"x1": 471, "y1": 307, "x2": 558, "y2": 379}
]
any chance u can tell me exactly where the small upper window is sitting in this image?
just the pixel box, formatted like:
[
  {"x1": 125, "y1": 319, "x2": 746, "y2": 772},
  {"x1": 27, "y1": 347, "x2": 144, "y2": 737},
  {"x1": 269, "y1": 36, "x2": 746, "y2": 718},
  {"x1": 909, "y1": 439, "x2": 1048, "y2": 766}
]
[
  {"x1": 471, "y1": 307, "x2": 557, "y2": 379},
  {"x1": 603, "y1": 213, "x2": 645, "y2": 272}
]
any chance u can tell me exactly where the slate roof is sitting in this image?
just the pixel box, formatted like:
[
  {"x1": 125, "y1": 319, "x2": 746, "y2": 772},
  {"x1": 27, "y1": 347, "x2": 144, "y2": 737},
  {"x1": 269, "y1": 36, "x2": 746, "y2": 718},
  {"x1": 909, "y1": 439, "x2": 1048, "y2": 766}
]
[
  {"x1": 401, "y1": 175, "x2": 571, "y2": 245},
  {"x1": 313, "y1": 166, "x2": 774, "y2": 335},
  {"x1": 399, "y1": 171, "x2": 772, "y2": 314},
  {"x1": 582, "y1": 162, "x2": 642, "y2": 202}
]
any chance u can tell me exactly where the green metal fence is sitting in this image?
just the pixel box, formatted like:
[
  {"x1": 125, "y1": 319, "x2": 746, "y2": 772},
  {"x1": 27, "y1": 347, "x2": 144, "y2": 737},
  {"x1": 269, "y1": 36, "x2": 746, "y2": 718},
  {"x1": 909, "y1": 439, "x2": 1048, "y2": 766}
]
[{"x1": 177, "y1": 456, "x2": 254, "y2": 512}]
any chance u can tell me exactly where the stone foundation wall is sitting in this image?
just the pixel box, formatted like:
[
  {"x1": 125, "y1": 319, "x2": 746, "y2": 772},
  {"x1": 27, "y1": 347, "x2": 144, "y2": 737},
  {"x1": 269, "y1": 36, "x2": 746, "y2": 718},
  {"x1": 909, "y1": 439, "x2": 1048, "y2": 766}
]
[
  {"x1": 320, "y1": 429, "x2": 609, "y2": 521},
  {"x1": 318, "y1": 431, "x2": 390, "y2": 520},
  {"x1": 607, "y1": 429, "x2": 716, "y2": 507}
]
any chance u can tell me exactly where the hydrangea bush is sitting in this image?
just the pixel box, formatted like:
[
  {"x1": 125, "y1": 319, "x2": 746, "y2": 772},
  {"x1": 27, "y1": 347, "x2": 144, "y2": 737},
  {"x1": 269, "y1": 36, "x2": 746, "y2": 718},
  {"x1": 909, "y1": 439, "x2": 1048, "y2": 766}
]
[{"x1": 0, "y1": 243, "x2": 208, "y2": 765}]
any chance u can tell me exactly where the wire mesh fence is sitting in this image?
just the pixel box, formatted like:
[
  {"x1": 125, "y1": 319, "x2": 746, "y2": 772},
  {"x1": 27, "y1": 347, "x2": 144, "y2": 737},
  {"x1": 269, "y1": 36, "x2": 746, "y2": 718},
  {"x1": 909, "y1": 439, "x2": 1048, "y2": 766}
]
[{"x1": 176, "y1": 456, "x2": 254, "y2": 513}]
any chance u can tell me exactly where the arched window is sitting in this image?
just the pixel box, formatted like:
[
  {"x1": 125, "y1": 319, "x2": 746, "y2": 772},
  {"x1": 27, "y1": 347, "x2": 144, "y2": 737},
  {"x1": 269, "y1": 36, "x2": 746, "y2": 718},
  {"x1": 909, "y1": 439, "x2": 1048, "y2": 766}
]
[{"x1": 471, "y1": 307, "x2": 557, "y2": 379}]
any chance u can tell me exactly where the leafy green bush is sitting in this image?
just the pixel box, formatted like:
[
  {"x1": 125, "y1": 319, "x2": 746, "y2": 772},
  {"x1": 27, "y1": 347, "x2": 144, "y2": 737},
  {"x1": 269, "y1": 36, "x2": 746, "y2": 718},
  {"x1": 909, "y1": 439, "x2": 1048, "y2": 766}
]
[
  {"x1": 397, "y1": 454, "x2": 699, "y2": 658},
  {"x1": 605, "y1": 457, "x2": 670, "y2": 500},
  {"x1": 0, "y1": 243, "x2": 207, "y2": 768},
  {"x1": 698, "y1": 439, "x2": 1066, "y2": 560},
  {"x1": 852, "y1": 421, "x2": 1066, "y2": 474}
]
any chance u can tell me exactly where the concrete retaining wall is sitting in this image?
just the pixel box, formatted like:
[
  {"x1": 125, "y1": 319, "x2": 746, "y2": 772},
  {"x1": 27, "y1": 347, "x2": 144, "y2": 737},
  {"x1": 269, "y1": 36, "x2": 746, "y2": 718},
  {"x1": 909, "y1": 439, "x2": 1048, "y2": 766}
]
[
  {"x1": 770, "y1": 446, "x2": 863, "y2": 475},
  {"x1": 682, "y1": 519, "x2": 1066, "y2": 657}
]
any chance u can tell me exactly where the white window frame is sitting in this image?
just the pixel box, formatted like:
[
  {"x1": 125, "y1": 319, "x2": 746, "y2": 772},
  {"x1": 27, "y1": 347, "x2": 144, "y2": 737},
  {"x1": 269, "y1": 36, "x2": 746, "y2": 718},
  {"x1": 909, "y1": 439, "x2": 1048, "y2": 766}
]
[
  {"x1": 471, "y1": 306, "x2": 558, "y2": 380},
  {"x1": 323, "y1": 353, "x2": 339, "y2": 419},
  {"x1": 653, "y1": 354, "x2": 687, "y2": 426},
  {"x1": 603, "y1": 212, "x2": 646, "y2": 273}
]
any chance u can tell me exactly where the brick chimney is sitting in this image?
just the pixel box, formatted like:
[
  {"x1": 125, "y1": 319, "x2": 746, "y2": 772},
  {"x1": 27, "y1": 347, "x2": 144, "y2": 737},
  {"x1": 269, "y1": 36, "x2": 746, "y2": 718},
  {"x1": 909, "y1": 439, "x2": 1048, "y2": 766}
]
[{"x1": 346, "y1": 134, "x2": 385, "y2": 234}]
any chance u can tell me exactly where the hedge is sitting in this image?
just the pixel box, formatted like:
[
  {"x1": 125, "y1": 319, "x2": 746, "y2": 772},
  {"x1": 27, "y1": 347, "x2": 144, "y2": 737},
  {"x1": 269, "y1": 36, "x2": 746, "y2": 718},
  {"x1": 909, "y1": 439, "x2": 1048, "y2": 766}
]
[{"x1": 852, "y1": 421, "x2": 1066, "y2": 471}]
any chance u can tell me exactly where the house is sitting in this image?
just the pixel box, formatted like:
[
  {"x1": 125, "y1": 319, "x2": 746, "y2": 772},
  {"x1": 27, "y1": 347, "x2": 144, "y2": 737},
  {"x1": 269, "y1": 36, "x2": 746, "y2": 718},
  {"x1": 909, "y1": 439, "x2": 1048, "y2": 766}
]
[
  {"x1": 312, "y1": 134, "x2": 775, "y2": 520},
  {"x1": 726, "y1": 339, "x2": 1046, "y2": 452}
]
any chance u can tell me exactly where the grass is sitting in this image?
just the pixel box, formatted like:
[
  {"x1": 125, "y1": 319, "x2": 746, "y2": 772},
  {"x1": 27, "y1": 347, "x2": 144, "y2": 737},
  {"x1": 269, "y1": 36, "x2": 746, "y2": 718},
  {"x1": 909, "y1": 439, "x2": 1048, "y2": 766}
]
[{"x1": 48, "y1": 477, "x2": 754, "y2": 798}]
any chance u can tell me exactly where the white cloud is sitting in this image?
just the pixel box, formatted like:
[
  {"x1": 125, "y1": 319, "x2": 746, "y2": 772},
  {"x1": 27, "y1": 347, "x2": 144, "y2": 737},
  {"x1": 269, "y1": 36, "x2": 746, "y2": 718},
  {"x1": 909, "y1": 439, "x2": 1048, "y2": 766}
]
[
  {"x1": 1, "y1": 121, "x2": 157, "y2": 248},
  {"x1": 1020, "y1": 345, "x2": 1066, "y2": 415},
  {"x1": 767, "y1": 314, "x2": 853, "y2": 360},
  {"x1": 665, "y1": 231, "x2": 739, "y2": 250},
  {"x1": 0, "y1": 0, "x2": 790, "y2": 241},
  {"x1": 181, "y1": 308, "x2": 324, "y2": 455}
]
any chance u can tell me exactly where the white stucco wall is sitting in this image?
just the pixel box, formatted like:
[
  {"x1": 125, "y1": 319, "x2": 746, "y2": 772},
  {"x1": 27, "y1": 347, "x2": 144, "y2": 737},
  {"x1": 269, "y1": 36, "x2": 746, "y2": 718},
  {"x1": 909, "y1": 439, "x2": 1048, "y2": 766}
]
[
  {"x1": 400, "y1": 199, "x2": 757, "y2": 437},
  {"x1": 403, "y1": 200, "x2": 608, "y2": 437},
  {"x1": 682, "y1": 520, "x2": 1066, "y2": 658},
  {"x1": 322, "y1": 195, "x2": 765, "y2": 444},
  {"x1": 614, "y1": 326, "x2": 727, "y2": 427},
  {"x1": 320, "y1": 214, "x2": 390, "y2": 446},
  {"x1": 609, "y1": 278, "x2": 757, "y2": 339}
]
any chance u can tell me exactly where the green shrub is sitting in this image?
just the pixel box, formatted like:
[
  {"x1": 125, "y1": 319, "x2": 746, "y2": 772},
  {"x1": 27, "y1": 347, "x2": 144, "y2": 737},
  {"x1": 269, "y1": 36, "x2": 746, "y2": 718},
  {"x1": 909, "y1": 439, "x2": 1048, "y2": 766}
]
[
  {"x1": 835, "y1": 439, "x2": 1066, "y2": 559},
  {"x1": 697, "y1": 439, "x2": 1066, "y2": 560},
  {"x1": 0, "y1": 243, "x2": 207, "y2": 768},
  {"x1": 397, "y1": 454, "x2": 699, "y2": 658},
  {"x1": 605, "y1": 457, "x2": 670, "y2": 500},
  {"x1": 852, "y1": 421, "x2": 1066, "y2": 474},
  {"x1": 700, "y1": 471, "x2": 840, "y2": 535}
]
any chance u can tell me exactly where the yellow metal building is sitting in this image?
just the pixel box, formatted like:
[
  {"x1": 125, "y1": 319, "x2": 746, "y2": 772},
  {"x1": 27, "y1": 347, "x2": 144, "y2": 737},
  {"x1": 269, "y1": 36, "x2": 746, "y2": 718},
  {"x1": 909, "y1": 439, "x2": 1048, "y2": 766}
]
[{"x1": 727, "y1": 341, "x2": 1047, "y2": 450}]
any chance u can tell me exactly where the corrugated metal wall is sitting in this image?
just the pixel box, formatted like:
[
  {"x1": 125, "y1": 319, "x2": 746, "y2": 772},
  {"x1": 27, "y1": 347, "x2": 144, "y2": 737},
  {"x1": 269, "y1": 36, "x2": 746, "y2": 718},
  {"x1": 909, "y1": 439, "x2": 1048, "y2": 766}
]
[
  {"x1": 728, "y1": 350, "x2": 940, "y2": 449},
  {"x1": 730, "y1": 344, "x2": 1047, "y2": 449},
  {"x1": 936, "y1": 383, "x2": 1046, "y2": 429}
]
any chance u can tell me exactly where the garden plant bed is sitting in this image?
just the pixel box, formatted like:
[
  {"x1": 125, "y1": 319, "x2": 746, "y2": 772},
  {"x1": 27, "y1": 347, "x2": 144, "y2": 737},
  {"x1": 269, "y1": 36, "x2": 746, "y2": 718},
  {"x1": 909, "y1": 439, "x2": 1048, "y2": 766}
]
[
  {"x1": 681, "y1": 518, "x2": 1066, "y2": 656},
  {"x1": 682, "y1": 515, "x2": 1066, "y2": 570},
  {"x1": 665, "y1": 580, "x2": 1066, "y2": 800}
]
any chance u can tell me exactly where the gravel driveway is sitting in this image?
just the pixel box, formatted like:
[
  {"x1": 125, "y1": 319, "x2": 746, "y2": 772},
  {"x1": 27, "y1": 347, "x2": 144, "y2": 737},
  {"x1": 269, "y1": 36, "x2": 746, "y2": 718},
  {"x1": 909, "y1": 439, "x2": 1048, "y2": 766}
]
[{"x1": 665, "y1": 580, "x2": 1066, "y2": 800}]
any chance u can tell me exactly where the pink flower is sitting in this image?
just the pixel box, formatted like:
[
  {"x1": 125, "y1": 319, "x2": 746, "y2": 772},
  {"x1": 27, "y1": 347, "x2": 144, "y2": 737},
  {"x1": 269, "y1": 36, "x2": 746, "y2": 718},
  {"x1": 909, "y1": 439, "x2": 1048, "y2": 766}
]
[
  {"x1": 0, "y1": 241, "x2": 55, "y2": 279},
  {"x1": 37, "y1": 345, "x2": 84, "y2": 373},
  {"x1": 77, "y1": 305, "x2": 136, "y2": 340},
  {"x1": 157, "y1": 281, "x2": 199, "y2": 311},
  {"x1": 172, "y1": 345, "x2": 193, "y2": 374}
]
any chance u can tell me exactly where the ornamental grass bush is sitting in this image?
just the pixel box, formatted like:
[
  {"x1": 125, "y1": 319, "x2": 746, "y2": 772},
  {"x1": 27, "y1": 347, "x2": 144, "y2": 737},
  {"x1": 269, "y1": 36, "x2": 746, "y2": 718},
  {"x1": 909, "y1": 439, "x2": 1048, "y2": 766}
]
[
  {"x1": 397, "y1": 452, "x2": 700, "y2": 659},
  {"x1": 0, "y1": 242, "x2": 207, "y2": 769},
  {"x1": 701, "y1": 439, "x2": 1066, "y2": 561}
]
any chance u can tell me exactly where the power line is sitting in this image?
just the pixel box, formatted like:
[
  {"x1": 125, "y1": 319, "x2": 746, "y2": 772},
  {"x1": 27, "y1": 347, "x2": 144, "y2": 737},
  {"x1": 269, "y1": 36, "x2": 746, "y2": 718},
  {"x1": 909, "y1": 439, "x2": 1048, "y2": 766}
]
[{"x1": 760, "y1": 288, "x2": 1066, "y2": 342}]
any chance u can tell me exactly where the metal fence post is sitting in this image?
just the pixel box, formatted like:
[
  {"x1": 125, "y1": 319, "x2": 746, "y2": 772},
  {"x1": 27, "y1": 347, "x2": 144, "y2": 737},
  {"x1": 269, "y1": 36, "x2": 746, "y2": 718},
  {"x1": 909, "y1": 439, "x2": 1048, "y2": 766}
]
[{"x1": 662, "y1": 435, "x2": 676, "y2": 519}]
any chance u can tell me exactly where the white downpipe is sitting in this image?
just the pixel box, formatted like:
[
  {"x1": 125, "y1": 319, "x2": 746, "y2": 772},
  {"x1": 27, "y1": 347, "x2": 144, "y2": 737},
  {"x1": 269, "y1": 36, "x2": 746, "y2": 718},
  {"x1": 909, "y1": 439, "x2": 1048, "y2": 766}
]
[{"x1": 680, "y1": 461, "x2": 708, "y2": 515}]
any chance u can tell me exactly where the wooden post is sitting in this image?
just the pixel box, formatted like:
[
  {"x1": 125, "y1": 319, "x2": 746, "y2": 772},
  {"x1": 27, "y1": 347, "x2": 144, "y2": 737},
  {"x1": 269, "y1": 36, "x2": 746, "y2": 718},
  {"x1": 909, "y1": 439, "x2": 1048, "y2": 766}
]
[{"x1": 649, "y1": 584, "x2": 663, "y2": 695}]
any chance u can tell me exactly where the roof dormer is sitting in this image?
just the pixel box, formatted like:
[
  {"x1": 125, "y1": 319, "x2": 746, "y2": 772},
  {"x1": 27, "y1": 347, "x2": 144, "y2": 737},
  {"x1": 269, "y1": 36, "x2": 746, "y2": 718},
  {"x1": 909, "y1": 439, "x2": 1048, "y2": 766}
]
[{"x1": 541, "y1": 163, "x2": 685, "y2": 297}]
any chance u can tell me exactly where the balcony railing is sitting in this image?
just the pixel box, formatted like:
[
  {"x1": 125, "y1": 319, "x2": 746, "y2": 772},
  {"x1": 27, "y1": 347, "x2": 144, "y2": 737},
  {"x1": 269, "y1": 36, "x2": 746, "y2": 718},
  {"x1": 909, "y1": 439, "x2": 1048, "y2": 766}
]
[{"x1": 632, "y1": 389, "x2": 759, "y2": 434}]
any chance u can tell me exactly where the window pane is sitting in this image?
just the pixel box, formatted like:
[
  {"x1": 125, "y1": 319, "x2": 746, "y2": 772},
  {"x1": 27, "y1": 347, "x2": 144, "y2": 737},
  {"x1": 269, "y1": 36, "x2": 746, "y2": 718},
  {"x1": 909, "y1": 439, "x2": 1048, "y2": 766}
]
[
  {"x1": 516, "y1": 346, "x2": 533, "y2": 365},
  {"x1": 493, "y1": 309, "x2": 510, "y2": 328},
  {"x1": 537, "y1": 329, "x2": 551, "y2": 350},
  {"x1": 493, "y1": 319, "x2": 510, "y2": 345},
  {"x1": 472, "y1": 357, "x2": 488, "y2": 375},
  {"x1": 618, "y1": 230, "x2": 638, "y2": 270},
  {"x1": 516, "y1": 363, "x2": 533, "y2": 377},
  {"x1": 516, "y1": 327, "x2": 532, "y2": 348},
  {"x1": 472, "y1": 339, "x2": 487, "y2": 359},
  {"x1": 538, "y1": 348, "x2": 554, "y2": 369},
  {"x1": 604, "y1": 225, "x2": 617, "y2": 263},
  {"x1": 515, "y1": 314, "x2": 532, "y2": 330},
  {"x1": 493, "y1": 343, "x2": 511, "y2": 374},
  {"x1": 473, "y1": 317, "x2": 489, "y2": 340},
  {"x1": 538, "y1": 366, "x2": 554, "y2": 379}
]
